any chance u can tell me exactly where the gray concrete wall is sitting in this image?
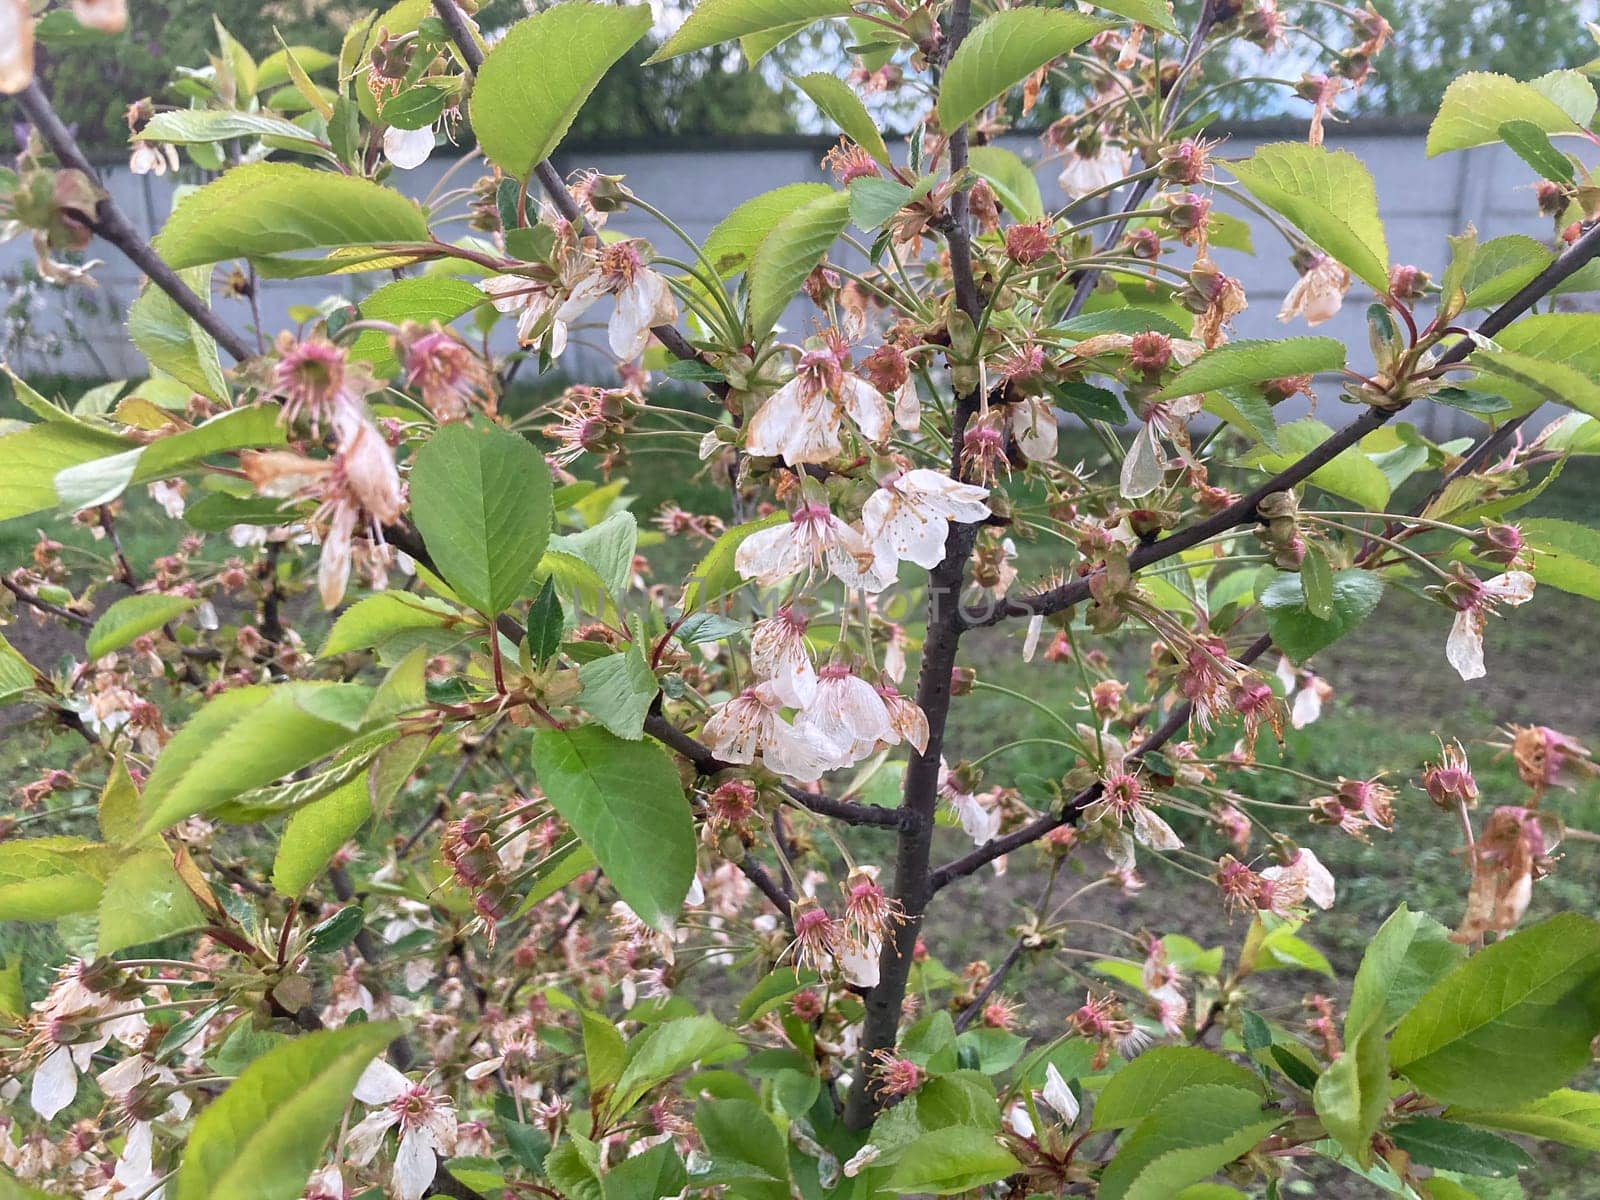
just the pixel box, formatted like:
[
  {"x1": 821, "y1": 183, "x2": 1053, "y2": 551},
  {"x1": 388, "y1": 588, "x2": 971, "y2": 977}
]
[{"x1": 1, "y1": 119, "x2": 1580, "y2": 439}]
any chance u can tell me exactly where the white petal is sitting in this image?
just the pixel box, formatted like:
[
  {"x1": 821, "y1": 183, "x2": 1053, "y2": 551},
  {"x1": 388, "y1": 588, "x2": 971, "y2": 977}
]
[
  {"x1": 394, "y1": 1128, "x2": 439, "y2": 1200},
  {"x1": 1120, "y1": 422, "x2": 1164, "y2": 499},
  {"x1": 383, "y1": 125, "x2": 435, "y2": 170},
  {"x1": 347, "y1": 1110, "x2": 398, "y2": 1165},
  {"x1": 1446, "y1": 608, "x2": 1486, "y2": 681},
  {"x1": 1042, "y1": 1063, "x2": 1080, "y2": 1123},
  {"x1": 1131, "y1": 806, "x2": 1184, "y2": 852},
  {"x1": 1005, "y1": 1102, "x2": 1035, "y2": 1138},
  {"x1": 353, "y1": 1058, "x2": 410, "y2": 1105},
  {"x1": 734, "y1": 523, "x2": 804, "y2": 587},
  {"x1": 31, "y1": 1044, "x2": 78, "y2": 1120},
  {"x1": 1022, "y1": 613, "x2": 1044, "y2": 662},
  {"x1": 841, "y1": 374, "x2": 891, "y2": 443},
  {"x1": 836, "y1": 939, "x2": 881, "y2": 988}
]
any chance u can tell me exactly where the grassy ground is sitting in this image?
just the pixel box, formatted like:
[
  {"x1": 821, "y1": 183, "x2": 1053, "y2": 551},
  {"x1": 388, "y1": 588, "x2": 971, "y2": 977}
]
[{"x1": 5, "y1": 376, "x2": 1599, "y2": 1195}]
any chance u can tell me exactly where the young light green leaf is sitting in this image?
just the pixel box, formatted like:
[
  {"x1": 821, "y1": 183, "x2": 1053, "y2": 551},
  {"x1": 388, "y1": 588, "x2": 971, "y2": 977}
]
[
  {"x1": 271, "y1": 776, "x2": 371, "y2": 896},
  {"x1": 127, "y1": 266, "x2": 229, "y2": 401},
  {"x1": 699, "y1": 183, "x2": 834, "y2": 279},
  {"x1": 154, "y1": 163, "x2": 428, "y2": 269},
  {"x1": 171, "y1": 1021, "x2": 401, "y2": 1200},
  {"x1": 549, "y1": 511, "x2": 638, "y2": 602},
  {"x1": 318, "y1": 593, "x2": 460, "y2": 659},
  {"x1": 139, "y1": 682, "x2": 374, "y2": 834},
  {"x1": 937, "y1": 9, "x2": 1113, "y2": 132},
  {"x1": 649, "y1": 0, "x2": 854, "y2": 61},
  {"x1": 794, "y1": 72, "x2": 890, "y2": 165},
  {"x1": 0, "y1": 420, "x2": 130, "y2": 523},
  {"x1": 1313, "y1": 1027, "x2": 1390, "y2": 1164},
  {"x1": 139, "y1": 110, "x2": 328, "y2": 151},
  {"x1": 409, "y1": 422, "x2": 553, "y2": 616},
  {"x1": 530, "y1": 726, "x2": 695, "y2": 934},
  {"x1": 1093, "y1": 1047, "x2": 1265, "y2": 1130},
  {"x1": 1461, "y1": 235, "x2": 1554, "y2": 309},
  {"x1": 848, "y1": 176, "x2": 916, "y2": 229},
  {"x1": 1391, "y1": 912, "x2": 1600, "y2": 1109},
  {"x1": 1516, "y1": 517, "x2": 1600, "y2": 600},
  {"x1": 0, "y1": 837, "x2": 120, "y2": 921},
  {"x1": 608, "y1": 1015, "x2": 743, "y2": 1117},
  {"x1": 471, "y1": 5, "x2": 651, "y2": 181},
  {"x1": 1449, "y1": 1089, "x2": 1600, "y2": 1152},
  {"x1": 1498, "y1": 120, "x2": 1576, "y2": 183},
  {"x1": 967, "y1": 144, "x2": 1045, "y2": 221},
  {"x1": 85, "y1": 593, "x2": 201, "y2": 660},
  {"x1": 97, "y1": 849, "x2": 205, "y2": 955},
  {"x1": 1427, "y1": 71, "x2": 1591, "y2": 155},
  {"x1": 1227, "y1": 143, "x2": 1389, "y2": 290},
  {"x1": 745, "y1": 190, "x2": 851, "y2": 340},
  {"x1": 1155, "y1": 337, "x2": 1345, "y2": 402}
]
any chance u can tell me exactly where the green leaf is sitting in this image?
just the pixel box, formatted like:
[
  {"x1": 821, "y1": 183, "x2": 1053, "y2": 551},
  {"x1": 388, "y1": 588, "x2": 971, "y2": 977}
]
[
  {"x1": 1346, "y1": 905, "x2": 1465, "y2": 1037},
  {"x1": 699, "y1": 183, "x2": 834, "y2": 279},
  {"x1": 794, "y1": 72, "x2": 890, "y2": 164},
  {"x1": 319, "y1": 593, "x2": 460, "y2": 659},
  {"x1": 581, "y1": 1009, "x2": 626, "y2": 1094},
  {"x1": 1084, "y1": 0, "x2": 1179, "y2": 32},
  {"x1": 1427, "y1": 71, "x2": 1592, "y2": 155},
  {"x1": 937, "y1": 8, "x2": 1112, "y2": 131},
  {"x1": 649, "y1": 0, "x2": 854, "y2": 61},
  {"x1": 602, "y1": 1141, "x2": 687, "y2": 1200},
  {"x1": 883, "y1": 1128, "x2": 1020, "y2": 1196},
  {"x1": 549, "y1": 511, "x2": 638, "y2": 602},
  {"x1": 410, "y1": 422, "x2": 553, "y2": 616},
  {"x1": 0, "y1": 1168, "x2": 56, "y2": 1200},
  {"x1": 1048, "y1": 379, "x2": 1126, "y2": 423},
  {"x1": 1388, "y1": 1118, "x2": 1532, "y2": 1178},
  {"x1": 1473, "y1": 313, "x2": 1600, "y2": 418},
  {"x1": 1314, "y1": 1026, "x2": 1390, "y2": 1164},
  {"x1": 140, "y1": 110, "x2": 328, "y2": 151},
  {"x1": 682, "y1": 511, "x2": 787, "y2": 610},
  {"x1": 0, "y1": 837, "x2": 119, "y2": 921},
  {"x1": 471, "y1": 5, "x2": 651, "y2": 181},
  {"x1": 608, "y1": 1015, "x2": 743, "y2": 1116},
  {"x1": 257, "y1": 44, "x2": 335, "y2": 91},
  {"x1": 1301, "y1": 543, "x2": 1335, "y2": 620},
  {"x1": 1391, "y1": 913, "x2": 1600, "y2": 1109},
  {"x1": 98, "y1": 757, "x2": 144, "y2": 845},
  {"x1": 1227, "y1": 143, "x2": 1390, "y2": 291},
  {"x1": 695, "y1": 1098, "x2": 790, "y2": 1187},
  {"x1": 1155, "y1": 337, "x2": 1345, "y2": 402},
  {"x1": 127, "y1": 266, "x2": 229, "y2": 401},
  {"x1": 1099, "y1": 1084, "x2": 1282, "y2": 1200},
  {"x1": 1515, "y1": 517, "x2": 1600, "y2": 601},
  {"x1": 351, "y1": 277, "x2": 484, "y2": 376},
  {"x1": 140, "y1": 683, "x2": 374, "y2": 834},
  {"x1": 172, "y1": 1021, "x2": 401, "y2": 1200},
  {"x1": 530, "y1": 726, "x2": 694, "y2": 934},
  {"x1": 1450, "y1": 1089, "x2": 1600, "y2": 1152},
  {"x1": 849, "y1": 176, "x2": 916, "y2": 230},
  {"x1": 1093, "y1": 1047, "x2": 1266, "y2": 1130},
  {"x1": 745, "y1": 190, "x2": 851, "y2": 340},
  {"x1": 1461, "y1": 235, "x2": 1554, "y2": 310},
  {"x1": 1241, "y1": 417, "x2": 1391, "y2": 510},
  {"x1": 577, "y1": 641, "x2": 658, "y2": 740},
  {"x1": 85, "y1": 594, "x2": 201, "y2": 660},
  {"x1": 154, "y1": 162, "x2": 428, "y2": 269},
  {"x1": 1260, "y1": 569, "x2": 1384, "y2": 664},
  {"x1": 1498, "y1": 119, "x2": 1576, "y2": 183},
  {"x1": 0, "y1": 420, "x2": 137, "y2": 522},
  {"x1": 98, "y1": 849, "x2": 205, "y2": 955},
  {"x1": 271, "y1": 776, "x2": 371, "y2": 896},
  {"x1": 513, "y1": 839, "x2": 597, "y2": 916},
  {"x1": 968, "y1": 144, "x2": 1045, "y2": 221}
]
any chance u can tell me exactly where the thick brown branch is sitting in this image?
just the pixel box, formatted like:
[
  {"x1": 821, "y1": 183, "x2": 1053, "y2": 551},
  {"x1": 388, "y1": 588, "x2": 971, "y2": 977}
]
[{"x1": 10, "y1": 82, "x2": 256, "y2": 364}]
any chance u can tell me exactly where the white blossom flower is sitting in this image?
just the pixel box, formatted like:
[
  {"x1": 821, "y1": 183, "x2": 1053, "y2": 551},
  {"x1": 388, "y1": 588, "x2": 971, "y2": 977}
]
[
  {"x1": 1040, "y1": 1063, "x2": 1080, "y2": 1124},
  {"x1": 798, "y1": 665, "x2": 893, "y2": 766},
  {"x1": 559, "y1": 240, "x2": 677, "y2": 361},
  {"x1": 746, "y1": 331, "x2": 892, "y2": 466},
  {"x1": 749, "y1": 606, "x2": 816, "y2": 707},
  {"x1": 1261, "y1": 847, "x2": 1336, "y2": 910},
  {"x1": 1121, "y1": 394, "x2": 1204, "y2": 499},
  {"x1": 861, "y1": 468, "x2": 990, "y2": 571},
  {"x1": 1277, "y1": 251, "x2": 1351, "y2": 327},
  {"x1": 348, "y1": 1060, "x2": 458, "y2": 1200},
  {"x1": 1058, "y1": 138, "x2": 1132, "y2": 198},
  {"x1": 734, "y1": 499, "x2": 892, "y2": 592},
  {"x1": 702, "y1": 683, "x2": 845, "y2": 783}
]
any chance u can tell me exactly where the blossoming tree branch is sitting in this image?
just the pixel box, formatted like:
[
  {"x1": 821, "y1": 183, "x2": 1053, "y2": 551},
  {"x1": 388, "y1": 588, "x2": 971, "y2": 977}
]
[{"x1": 4, "y1": 0, "x2": 1600, "y2": 1196}]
